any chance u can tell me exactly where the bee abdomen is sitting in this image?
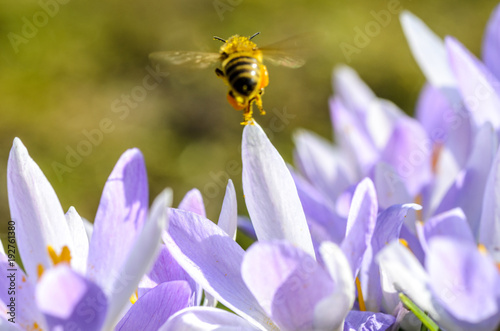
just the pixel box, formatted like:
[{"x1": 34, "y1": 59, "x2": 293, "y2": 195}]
[{"x1": 224, "y1": 56, "x2": 260, "y2": 97}]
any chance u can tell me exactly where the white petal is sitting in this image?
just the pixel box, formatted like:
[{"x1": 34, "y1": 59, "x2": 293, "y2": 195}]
[
  {"x1": 426, "y1": 146, "x2": 460, "y2": 218},
  {"x1": 7, "y1": 138, "x2": 73, "y2": 278},
  {"x1": 316, "y1": 242, "x2": 355, "y2": 331},
  {"x1": 333, "y1": 65, "x2": 376, "y2": 117},
  {"x1": 65, "y1": 207, "x2": 89, "y2": 274},
  {"x1": 81, "y1": 217, "x2": 93, "y2": 241},
  {"x1": 400, "y1": 11, "x2": 456, "y2": 89},
  {"x1": 242, "y1": 123, "x2": 315, "y2": 258},
  {"x1": 365, "y1": 99, "x2": 405, "y2": 151},
  {"x1": 217, "y1": 179, "x2": 238, "y2": 240},
  {"x1": 376, "y1": 241, "x2": 436, "y2": 316},
  {"x1": 160, "y1": 307, "x2": 260, "y2": 331}
]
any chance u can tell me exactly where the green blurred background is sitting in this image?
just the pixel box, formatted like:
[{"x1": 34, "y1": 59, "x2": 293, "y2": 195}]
[{"x1": 1, "y1": 0, "x2": 498, "y2": 245}]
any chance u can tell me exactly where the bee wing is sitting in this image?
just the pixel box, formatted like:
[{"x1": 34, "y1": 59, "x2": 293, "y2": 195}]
[
  {"x1": 260, "y1": 51, "x2": 305, "y2": 68},
  {"x1": 258, "y1": 32, "x2": 320, "y2": 68},
  {"x1": 149, "y1": 51, "x2": 221, "y2": 71}
]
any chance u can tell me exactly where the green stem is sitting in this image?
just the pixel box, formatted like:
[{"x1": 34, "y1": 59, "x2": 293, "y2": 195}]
[{"x1": 399, "y1": 293, "x2": 441, "y2": 331}]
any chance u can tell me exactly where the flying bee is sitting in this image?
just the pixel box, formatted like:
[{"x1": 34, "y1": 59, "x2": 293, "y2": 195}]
[{"x1": 149, "y1": 32, "x2": 305, "y2": 125}]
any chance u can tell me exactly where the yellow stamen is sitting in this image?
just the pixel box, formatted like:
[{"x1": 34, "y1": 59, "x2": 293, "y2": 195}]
[
  {"x1": 37, "y1": 264, "x2": 44, "y2": 279},
  {"x1": 477, "y1": 245, "x2": 500, "y2": 273},
  {"x1": 47, "y1": 245, "x2": 72, "y2": 265},
  {"x1": 38, "y1": 245, "x2": 72, "y2": 279},
  {"x1": 399, "y1": 238, "x2": 409, "y2": 249},
  {"x1": 431, "y1": 143, "x2": 443, "y2": 174},
  {"x1": 414, "y1": 194, "x2": 423, "y2": 222},
  {"x1": 130, "y1": 289, "x2": 139, "y2": 304},
  {"x1": 355, "y1": 277, "x2": 366, "y2": 311}
]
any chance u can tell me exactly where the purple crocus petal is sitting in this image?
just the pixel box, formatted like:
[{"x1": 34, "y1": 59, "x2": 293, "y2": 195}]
[
  {"x1": 293, "y1": 129, "x2": 353, "y2": 201},
  {"x1": 360, "y1": 203, "x2": 421, "y2": 312},
  {"x1": 138, "y1": 245, "x2": 196, "y2": 302},
  {"x1": 421, "y1": 208, "x2": 475, "y2": 252},
  {"x1": 427, "y1": 238, "x2": 500, "y2": 328},
  {"x1": 376, "y1": 241, "x2": 437, "y2": 317},
  {"x1": 237, "y1": 216, "x2": 257, "y2": 240},
  {"x1": 65, "y1": 207, "x2": 89, "y2": 274},
  {"x1": 344, "y1": 311, "x2": 395, "y2": 331},
  {"x1": 160, "y1": 307, "x2": 259, "y2": 331},
  {"x1": 0, "y1": 318, "x2": 21, "y2": 331},
  {"x1": 374, "y1": 162, "x2": 412, "y2": 209},
  {"x1": 178, "y1": 188, "x2": 206, "y2": 217},
  {"x1": 316, "y1": 242, "x2": 355, "y2": 331},
  {"x1": 333, "y1": 65, "x2": 376, "y2": 117},
  {"x1": 0, "y1": 255, "x2": 46, "y2": 330},
  {"x1": 330, "y1": 97, "x2": 378, "y2": 178},
  {"x1": 242, "y1": 241, "x2": 332, "y2": 331},
  {"x1": 416, "y1": 84, "x2": 472, "y2": 168},
  {"x1": 483, "y1": 3, "x2": 500, "y2": 80},
  {"x1": 163, "y1": 208, "x2": 271, "y2": 329},
  {"x1": 446, "y1": 36, "x2": 500, "y2": 129},
  {"x1": 36, "y1": 265, "x2": 107, "y2": 331},
  {"x1": 87, "y1": 148, "x2": 149, "y2": 293},
  {"x1": 400, "y1": 11, "x2": 456, "y2": 89},
  {"x1": 116, "y1": 281, "x2": 192, "y2": 331},
  {"x1": 436, "y1": 123, "x2": 497, "y2": 237},
  {"x1": 291, "y1": 169, "x2": 346, "y2": 245},
  {"x1": 7, "y1": 138, "x2": 73, "y2": 278},
  {"x1": 103, "y1": 188, "x2": 172, "y2": 330},
  {"x1": 336, "y1": 185, "x2": 356, "y2": 219},
  {"x1": 242, "y1": 122, "x2": 315, "y2": 258},
  {"x1": 217, "y1": 179, "x2": 237, "y2": 240},
  {"x1": 341, "y1": 178, "x2": 377, "y2": 278},
  {"x1": 480, "y1": 143, "x2": 500, "y2": 260},
  {"x1": 205, "y1": 180, "x2": 238, "y2": 308},
  {"x1": 380, "y1": 117, "x2": 432, "y2": 197},
  {"x1": 416, "y1": 84, "x2": 447, "y2": 140}
]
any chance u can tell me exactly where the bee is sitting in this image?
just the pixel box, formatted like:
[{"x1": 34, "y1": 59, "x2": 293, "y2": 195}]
[{"x1": 149, "y1": 32, "x2": 305, "y2": 125}]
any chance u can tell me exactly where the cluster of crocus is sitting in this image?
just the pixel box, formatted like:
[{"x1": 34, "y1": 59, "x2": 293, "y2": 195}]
[
  {"x1": 291, "y1": 5, "x2": 500, "y2": 331},
  {"x1": 2, "y1": 4, "x2": 500, "y2": 331},
  {"x1": 0, "y1": 139, "x2": 173, "y2": 330}
]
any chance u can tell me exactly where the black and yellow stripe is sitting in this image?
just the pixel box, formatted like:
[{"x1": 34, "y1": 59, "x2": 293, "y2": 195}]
[{"x1": 223, "y1": 55, "x2": 260, "y2": 97}]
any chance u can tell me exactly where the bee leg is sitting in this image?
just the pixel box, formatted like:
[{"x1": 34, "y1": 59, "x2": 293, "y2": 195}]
[
  {"x1": 242, "y1": 104, "x2": 254, "y2": 125},
  {"x1": 254, "y1": 91, "x2": 266, "y2": 116},
  {"x1": 215, "y1": 68, "x2": 225, "y2": 79}
]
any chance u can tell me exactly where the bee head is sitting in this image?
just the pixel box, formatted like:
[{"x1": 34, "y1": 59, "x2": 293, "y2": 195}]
[{"x1": 217, "y1": 34, "x2": 259, "y2": 55}]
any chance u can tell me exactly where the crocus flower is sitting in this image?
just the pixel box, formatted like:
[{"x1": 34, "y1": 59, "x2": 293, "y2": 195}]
[
  {"x1": 122, "y1": 181, "x2": 238, "y2": 328},
  {"x1": 0, "y1": 138, "x2": 171, "y2": 330},
  {"x1": 160, "y1": 122, "x2": 396, "y2": 330},
  {"x1": 378, "y1": 235, "x2": 500, "y2": 331}
]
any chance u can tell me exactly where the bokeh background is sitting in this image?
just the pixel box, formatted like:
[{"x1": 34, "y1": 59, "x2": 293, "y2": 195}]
[{"x1": 1, "y1": 0, "x2": 498, "y2": 246}]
